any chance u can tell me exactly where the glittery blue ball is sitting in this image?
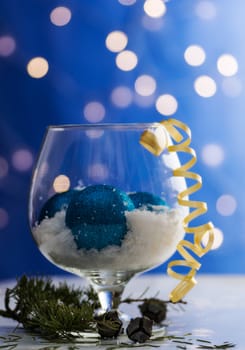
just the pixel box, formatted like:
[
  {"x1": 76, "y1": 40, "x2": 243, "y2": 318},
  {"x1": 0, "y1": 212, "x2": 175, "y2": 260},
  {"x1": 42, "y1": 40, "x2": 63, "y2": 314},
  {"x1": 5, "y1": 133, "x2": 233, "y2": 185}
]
[
  {"x1": 129, "y1": 192, "x2": 166, "y2": 211},
  {"x1": 71, "y1": 224, "x2": 127, "y2": 250},
  {"x1": 39, "y1": 190, "x2": 77, "y2": 223},
  {"x1": 65, "y1": 184, "x2": 135, "y2": 250}
]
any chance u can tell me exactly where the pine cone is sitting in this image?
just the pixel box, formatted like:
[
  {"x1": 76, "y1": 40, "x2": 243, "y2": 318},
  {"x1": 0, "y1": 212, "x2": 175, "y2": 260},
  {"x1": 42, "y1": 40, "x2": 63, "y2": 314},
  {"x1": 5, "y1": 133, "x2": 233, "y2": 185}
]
[
  {"x1": 139, "y1": 298, "x2": 167, "y2": 323},
  {"x1": 95, "y1": 311, "x2": 122, "y2": 338},
  {"x1": 126, "y1": 317, "x2": 153, "y2": 343}
]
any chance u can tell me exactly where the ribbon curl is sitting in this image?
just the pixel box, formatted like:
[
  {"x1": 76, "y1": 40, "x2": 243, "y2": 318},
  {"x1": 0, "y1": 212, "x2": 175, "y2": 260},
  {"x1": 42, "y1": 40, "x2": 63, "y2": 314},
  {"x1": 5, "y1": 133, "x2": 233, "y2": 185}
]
[{"x1": 140, "y1": 118, "x2": 214, "y2": 303}]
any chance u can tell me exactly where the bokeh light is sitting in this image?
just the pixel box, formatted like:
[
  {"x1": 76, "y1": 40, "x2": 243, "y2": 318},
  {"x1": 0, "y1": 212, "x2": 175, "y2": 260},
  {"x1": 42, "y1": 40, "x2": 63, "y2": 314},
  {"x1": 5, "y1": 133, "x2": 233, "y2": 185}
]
[
  {"x1": 116, "y1": 50, "x2": 138, "y2": 71},
  {"x1": 0, "y1": 157, "x2": 9, "y2": 179},
  {"x1": 12, "y1": 149, "x2": 33, "y2": 172},
  {"x1": 27, "y1": 57, "x2": 49, "y2": 79},
  {"x1": 194, "y1": 75, "x2": 217, "y2": 97},
  {"x1": 85, "y1": 130, "x2": 104, "y2": 139},
  {"x1": 217, "y1": 54, "x2": 238, "y2": 77},
  {"x1": 155, "y1": 94, "x2": 178, "y2": 115},
  {"x1": 221, "y1": 77, "x2": 242, "y2": 97},
  {"x1": 202, "y1": 227, "x2": 224, "y2": 250},
  {"x1": 0, "y1": 208, "x2": 9, "y2": 230},
  {"x1": 201, "y1": 143, "x2": 225, "y2": 167},
  {"x1": 0, "y1": 35, "x2": 16, "y2": 56},
  {"x1": 142, "y1": 16, "x2": 164, "y2": 31},
  {"x1": 195, "y1": 0, "x2": 217, "y2": 20},
  {"x1": 118, "y1": 0, "x2": 136, "y2": 5},
  {"x1": 184, "y1": 45, "x2": 206, "y2": 66},
  {"x1": 216, "y1": 194, "x2": 237, "y2": 216},
  {"x1": 144, "y1": 0, "x2": 167, "y2": 18},
  {"x1": 105, "y1": 31, "x2": 128, "y2": 52},
  {"x1": 50, "y1": 6, "x2": 72, "y2": 26},
  {"x1": 111, "y1": 86, "x2": 133, "y2": 107},
  {"x1": 134, "y1": 74, "x2": 157, "y2": 96},
  {"x1": 53, "y1": 175, "x2": 70, "y2": 193},
  {"x1": 88, "y1": 163, "x2": 109, "y2": 182},
  {"x1": 83, "y1": 101, "x2": 106, "y2": 122}
]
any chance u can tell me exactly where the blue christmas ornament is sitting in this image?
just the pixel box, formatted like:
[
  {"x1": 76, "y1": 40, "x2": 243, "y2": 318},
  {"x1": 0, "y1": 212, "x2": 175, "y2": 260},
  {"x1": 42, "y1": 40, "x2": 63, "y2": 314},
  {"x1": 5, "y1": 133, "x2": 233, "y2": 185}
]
[
  {"x1": 71, "y1": 224, "x2": 127, "y2": 250},
  {"x1": 129, "y1": 192, "x2": 166, "y2": 211},
  {"x1": 65, "y1": 184, "x2": 135, "y2": 250},
  {"x1": 39, "y1": 189, "x2": 77, "y2": 223}
]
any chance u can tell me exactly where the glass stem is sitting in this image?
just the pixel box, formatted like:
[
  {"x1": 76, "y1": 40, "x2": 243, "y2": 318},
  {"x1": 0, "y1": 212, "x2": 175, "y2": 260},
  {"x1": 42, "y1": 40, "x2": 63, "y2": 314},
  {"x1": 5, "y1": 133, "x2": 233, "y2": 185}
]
[{"x1": 97, "y1": 286, "x2": 124, "y2": 312}]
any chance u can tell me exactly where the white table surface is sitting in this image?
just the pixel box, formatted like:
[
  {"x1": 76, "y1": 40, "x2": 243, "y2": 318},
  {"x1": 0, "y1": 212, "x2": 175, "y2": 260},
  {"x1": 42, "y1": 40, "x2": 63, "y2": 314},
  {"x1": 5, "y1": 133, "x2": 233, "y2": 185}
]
[{"x1": 0, "y1": 274, "x2": 244, "y2": 349}]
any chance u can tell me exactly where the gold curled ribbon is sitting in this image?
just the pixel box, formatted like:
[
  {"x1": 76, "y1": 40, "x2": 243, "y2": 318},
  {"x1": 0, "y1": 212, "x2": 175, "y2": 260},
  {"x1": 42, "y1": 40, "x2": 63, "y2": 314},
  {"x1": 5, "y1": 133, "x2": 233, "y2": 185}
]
[{"x1": 140, "y1": 118, "x2": 214, "y2": 302}]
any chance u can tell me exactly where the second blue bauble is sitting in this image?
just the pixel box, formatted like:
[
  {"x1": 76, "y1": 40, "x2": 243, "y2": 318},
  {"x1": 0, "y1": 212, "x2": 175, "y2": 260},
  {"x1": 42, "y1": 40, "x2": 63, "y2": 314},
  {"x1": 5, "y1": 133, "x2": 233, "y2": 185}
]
[
  {"x1": 129, "y1": 191, "x2": 166, "y2": 211},
  {"x1": 65, "y1": 184, "x2": 135, "y2": 250},
  {"x1": 39, "y1": 189, "x2": 77, "y2": 223}
]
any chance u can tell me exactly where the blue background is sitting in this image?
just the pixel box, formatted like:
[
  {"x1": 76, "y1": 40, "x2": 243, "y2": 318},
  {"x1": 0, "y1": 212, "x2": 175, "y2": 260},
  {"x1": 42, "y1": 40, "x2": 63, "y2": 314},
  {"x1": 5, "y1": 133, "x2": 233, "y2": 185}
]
[{"x1": 0, "y1": 0, "x2": 245, "y2": 279}]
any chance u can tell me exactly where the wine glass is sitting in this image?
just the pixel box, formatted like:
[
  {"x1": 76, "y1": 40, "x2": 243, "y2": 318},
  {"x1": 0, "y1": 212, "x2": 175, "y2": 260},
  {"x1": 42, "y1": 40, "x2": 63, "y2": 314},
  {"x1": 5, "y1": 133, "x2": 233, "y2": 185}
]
[{"x1": 29, "y1": 123, "x2": 188, "y2": 317}]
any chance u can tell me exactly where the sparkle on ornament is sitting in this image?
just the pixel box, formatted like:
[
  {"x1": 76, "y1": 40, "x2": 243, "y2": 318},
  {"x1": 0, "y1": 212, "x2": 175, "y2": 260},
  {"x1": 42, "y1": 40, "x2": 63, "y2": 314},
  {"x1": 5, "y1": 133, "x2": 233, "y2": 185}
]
[
  {"x1": 184, "y1": 45, "x2": 206, "y2": 66},
  {"x1": 0, "y1": 35, "x2": 16, "y2": 56},
  {"x1": 53, "y1": 175, "x2": 71, "y2": 193},
  {"x1": 27, "y1": 57, "x2": 49, "y2": 79},
  {"x1": 144, "y1": 0, "x2": 167, "y2": 18},
  {"x1": 116, "y1": 50, "x2": 138, "y2": 71},
  {"x1": 194, "y1": 75, "x2": 217, "y2": 97},
  {"x1": 12, "y1": 149, "x2": 33, "y2": 172},
  {"x1": 83, "y1": 101, "x2": 106, "y2": 122},
  {"x1": 50, "y1": 6, "x2": 72, "y2": 26},
  {"x1": 216, "y1": 194, "x2": 237, "y2": 216},
  {"x1": 201, "y1": 143, "x2": 225, "y2": 167},
  {"x1": 105, "y1": 31, "x2": 128, "y2": 53},
  {"x1": 217, "y1": 54, "x2": 238, "y2": 77},
  {"x1": 111, "y1": 86, "x2": 133, "y2": 108},
  {"x1": 155, "y1": 94, "x2": 178, "y2": 116}
]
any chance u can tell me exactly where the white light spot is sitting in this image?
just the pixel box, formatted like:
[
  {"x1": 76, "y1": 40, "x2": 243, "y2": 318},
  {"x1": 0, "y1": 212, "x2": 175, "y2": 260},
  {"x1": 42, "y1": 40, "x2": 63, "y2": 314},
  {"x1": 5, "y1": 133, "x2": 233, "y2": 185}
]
[
  {"x1": 118, "y1": 0, "x2": 136, "y2": 5},
  {"x1": 184, "y1": 45, "x2": 206, "y2": 66},
  {"x1": 217, "y1": 54, "x2": 238, "y2": 77},
  {"x1": 221, "y1": 77, "x2": 242, "y2": 97},
  {"x1": 83, "y1": 101, "x2": 106, "y2": 123},
  {"x1": 201, "y1": 143, "x2": 225, "y2": 167},
  {"x1": 0, "y1": 35, "x2": 16, "y2": 56},
  {"x1": 105, "y1": 31, "x2": 128, "y2": 53},
  {"x1": 216, "y1": 194, "x2": 237, "y2": 216},
  {"x1": 0, "y1": 157, "x2": 9, "y2": 178},
  {"x1": 12, "y1": 149, "x2": 33, "y2": 172},
  {"x1": 116, "y1": 50, "x2": 138, "y2": 71},
  {"x1": 50, "y1": 6, "x2": 72, "y2": 26},
  {"x1": 53, "y1": 175, "x2": 70, "y2": 193},
  {"x1": 144, "y1": 0, "x2": 167, "y2": 18},
  {"x1": 155, "y1": 94, "x2": 178, "y2": 116},
  {"x1": 202, "y1": 227, "x2": 224, "y2": 250},
  {"x1": 88, "y1": 164, "x2": 109, "y2": 182},
  {"x1": 111, "y1": 86, "x2": 133, "y2": 108},
  {"x1": 194, "y1": 75, "x2": 217, "y2": 97},
  {"x1": 0, "y1": 208, "x2": 9, "y2": 229},
  {"x1": 142, "y1": 16, "x2": 164, "y2": 31},
  {"x1": 195, "y1": 1, "x2": 217, "y2": 20},
  {"x1": 27, "y1": 57, "x2": 49, "y2": 79},
  {"x1": 135, "y1": 75, "x2": 156, "y2": 96},
  {"x1": 85, "y1": 130, "x2": 104, "y2": 139}
]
